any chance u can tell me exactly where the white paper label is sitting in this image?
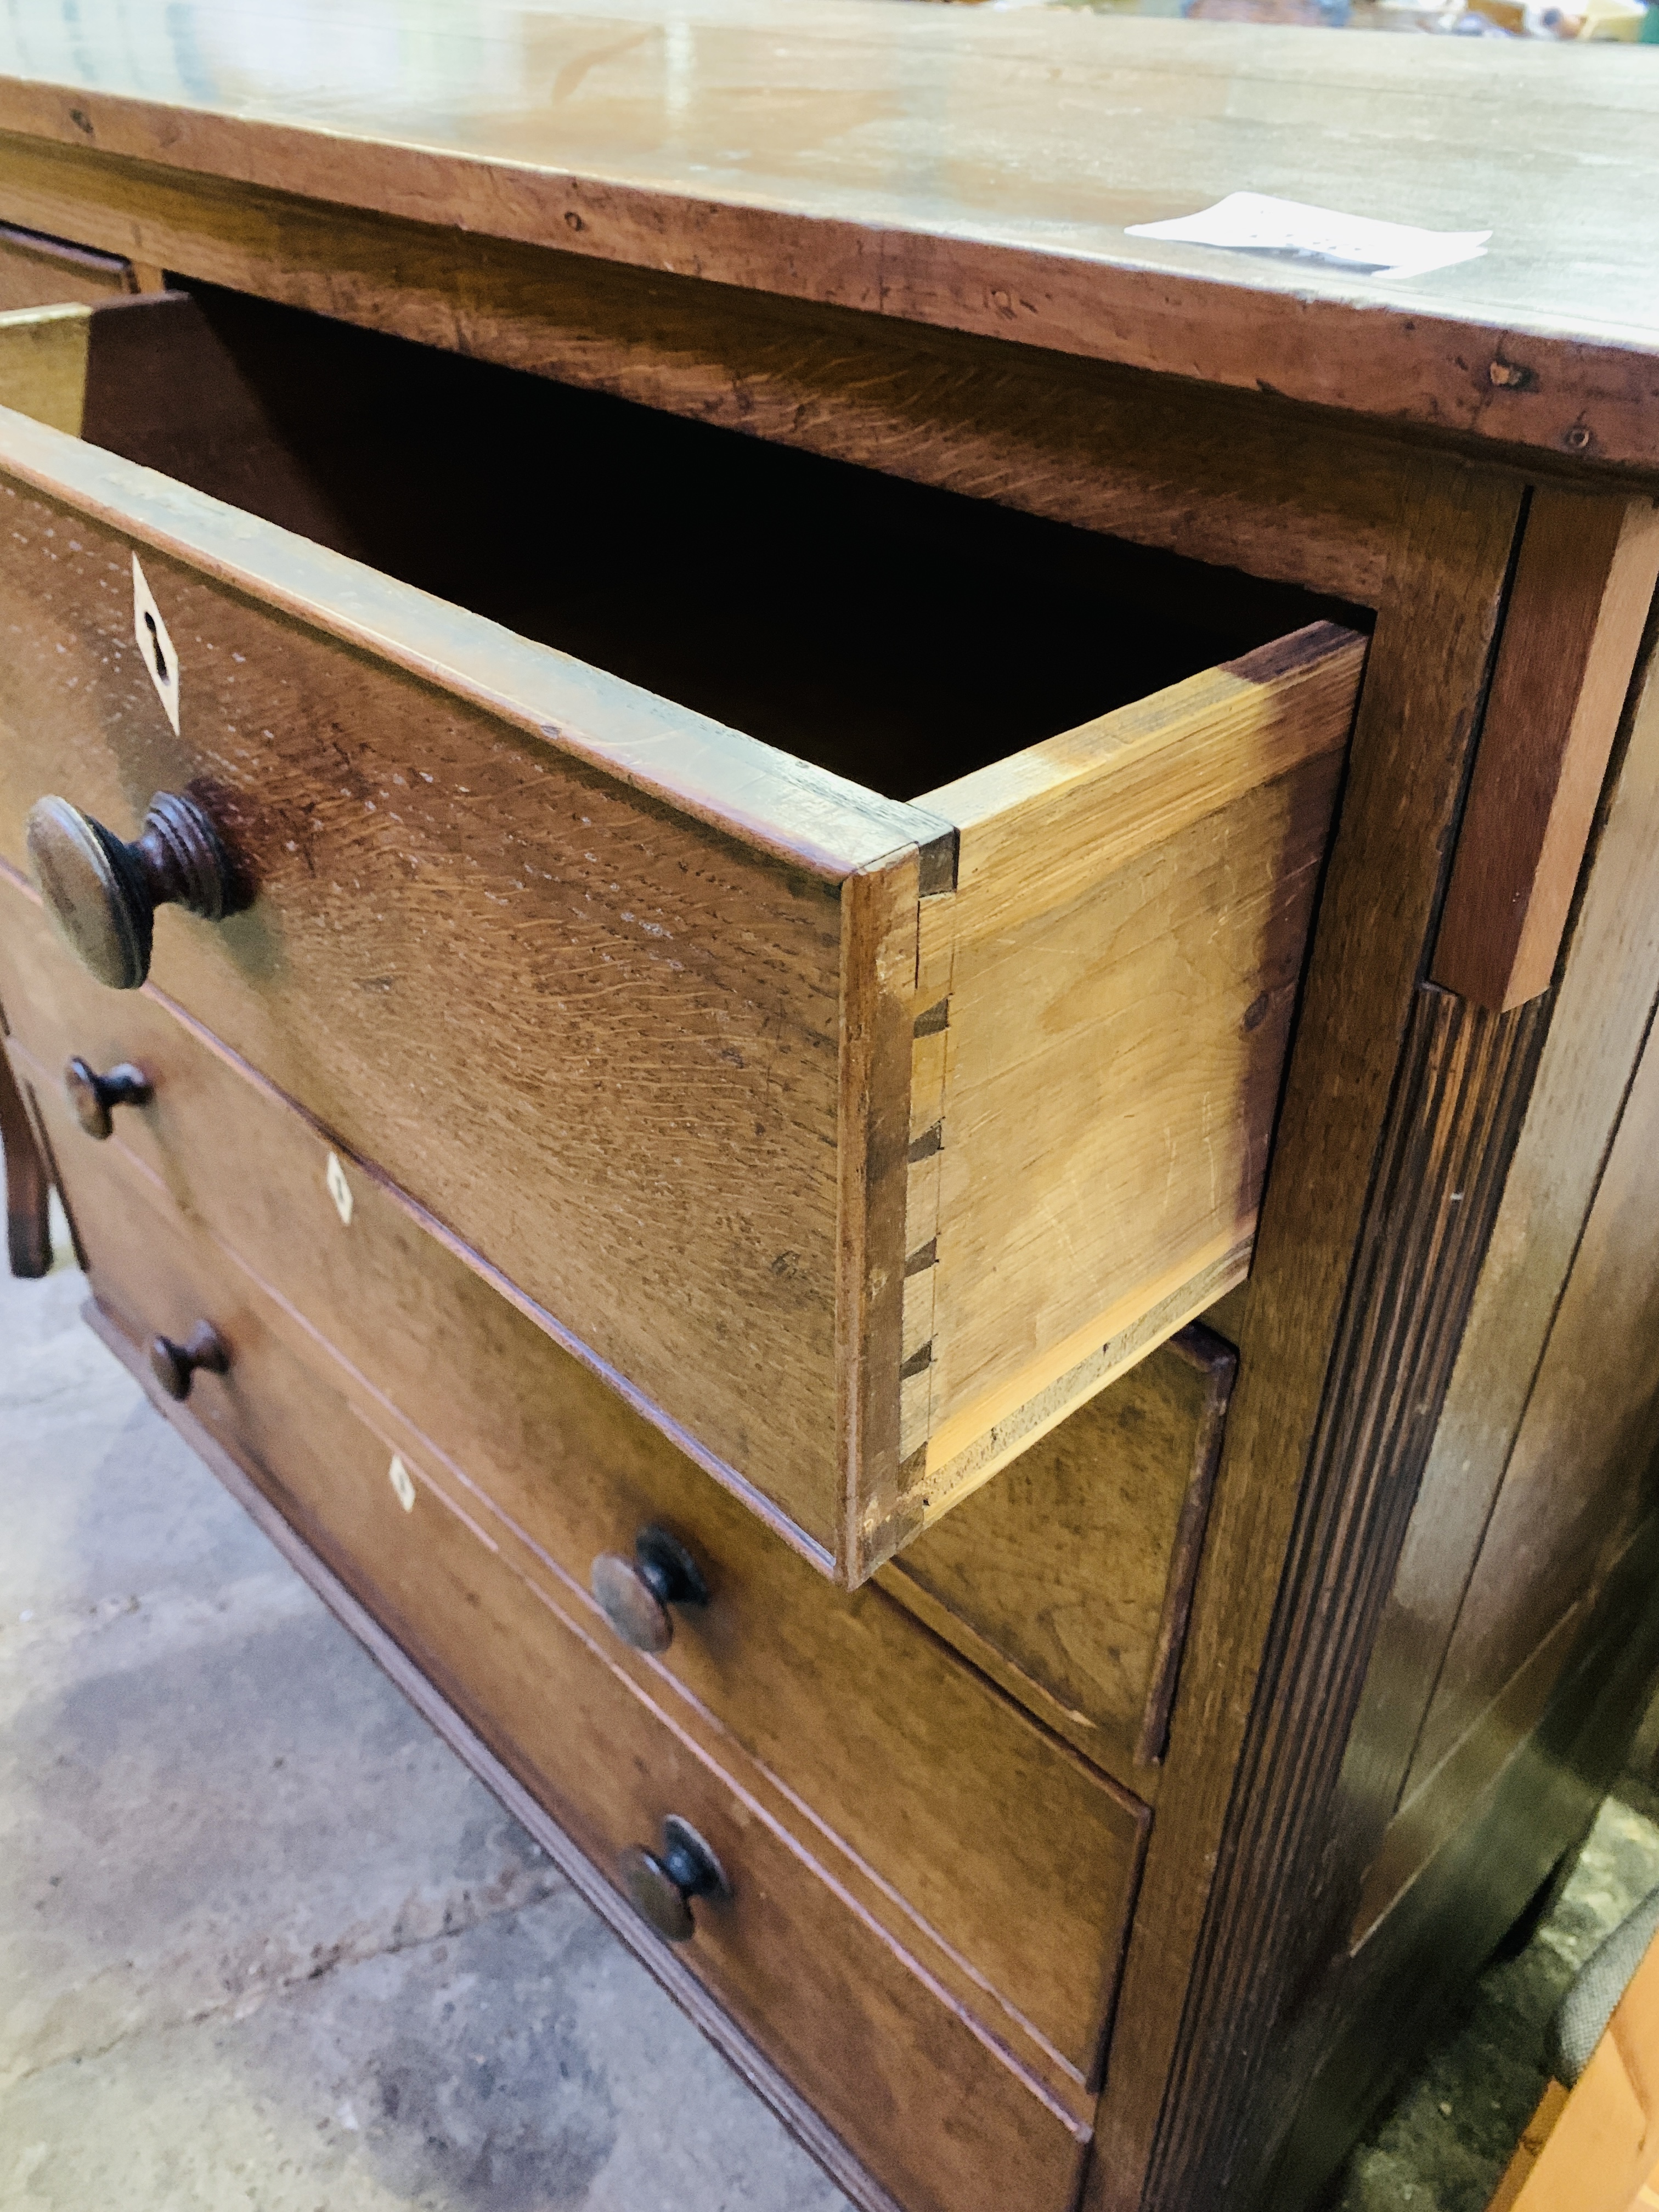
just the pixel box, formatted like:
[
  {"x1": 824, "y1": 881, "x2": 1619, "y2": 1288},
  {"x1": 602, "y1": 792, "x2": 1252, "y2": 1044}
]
[
  {"x1": 325, "y1": 1151, "x2": 353, "y2": 1227},
  {"x1": 131, "y1": 554, "x2": 181, "y2": 734},
  {"x1": 1125, "y1": 193, "x2": 1491, "y2": 282},
  {"x1": 388, "y1": 1453, "x2": 416, "y2": 1513}
]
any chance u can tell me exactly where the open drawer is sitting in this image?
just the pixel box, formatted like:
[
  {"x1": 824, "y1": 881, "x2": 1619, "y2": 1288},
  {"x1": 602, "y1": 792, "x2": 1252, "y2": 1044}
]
[{"x1": 0, "y1": 289, "x2": 1365, "y2": 1581}]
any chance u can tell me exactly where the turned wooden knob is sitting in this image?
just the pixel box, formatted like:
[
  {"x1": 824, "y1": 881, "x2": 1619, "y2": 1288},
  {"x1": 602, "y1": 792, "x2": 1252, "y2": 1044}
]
[
  {"x1": 64, "y1": 1057, "x2": 152, "y2": 1140},
  {"x1": 26, "y1": 791, "x2": 241, "y2": 990},
  {"x1": 149, "y1": 1319, "x2": 229, "y2": 1401},
  {"x1": 590, "y1": 1526, "x2": 709, "y2": 1652},
  {"x1": 618, "y1": 1815, "x2": 730, "y2": 1943}
]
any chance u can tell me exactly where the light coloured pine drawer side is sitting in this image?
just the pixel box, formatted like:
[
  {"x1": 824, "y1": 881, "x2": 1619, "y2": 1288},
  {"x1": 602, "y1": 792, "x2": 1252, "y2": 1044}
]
[
  {"x1": 0, "y1": 292, "x2": 1362, "y2": 1582},
  {"x1": 882, "y1": 623, "x2": 1361, "y2": 1559}
]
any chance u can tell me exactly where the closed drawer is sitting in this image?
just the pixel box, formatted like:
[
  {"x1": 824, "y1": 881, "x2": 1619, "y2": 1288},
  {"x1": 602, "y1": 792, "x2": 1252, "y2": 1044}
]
[
  {"x1": 0, "y1": 285, "x2": 1365, "y2": 1581},
  {"x1": 20, "y1": 1119, "x2": 1088, "y2": 2212},
  {"x1": 0, "y1": 898, "x2": 1146, "y2": 2097}
]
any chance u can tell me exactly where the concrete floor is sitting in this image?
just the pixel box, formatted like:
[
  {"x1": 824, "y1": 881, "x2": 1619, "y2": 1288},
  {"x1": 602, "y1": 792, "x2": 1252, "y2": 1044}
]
[
  {"x1": 3, "y1": 1206, "x2": 1657, "y2": 2212},
  {"x1": 0, "y1": 1216, "x2": 850, "y2": 2212}
]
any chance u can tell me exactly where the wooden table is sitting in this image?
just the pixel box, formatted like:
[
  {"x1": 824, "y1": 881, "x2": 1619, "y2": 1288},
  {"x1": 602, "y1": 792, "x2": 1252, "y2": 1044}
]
[{"x1": 1, "y1": 9, "x2": 1657, "y2": 2211}]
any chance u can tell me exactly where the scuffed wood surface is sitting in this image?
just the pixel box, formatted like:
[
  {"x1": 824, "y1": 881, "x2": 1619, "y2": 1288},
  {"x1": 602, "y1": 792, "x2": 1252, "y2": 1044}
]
[
  {"x1": 0, "y1": 2, "x2": 1654, "y2": 465},
  {"x1": 0, "y1": 898, "x2": 1148, "y2": 2099},
  {"x1": 1433, "y1": 492, "x2": 1659, "y2": 1011},
  {"x1": 52, "y1": 1130, "x2": 1093, "y2": 2212},
  {"x1": 0, "y1": 471, "x2": 872, "y2": 1558}
]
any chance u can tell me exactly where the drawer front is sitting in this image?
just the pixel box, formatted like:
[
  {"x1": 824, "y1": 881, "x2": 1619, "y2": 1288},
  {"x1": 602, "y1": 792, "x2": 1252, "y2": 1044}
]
[
  {"x1": 0, "y1": 313, "x2": 931, "y2": 1576},
  {"x1": 26, "y1": 1109, "x2": 1090, "y2": 2212},
  {"x1": 0, "y1": 294, "x2": 1362, "y2": 1578},
  {"x1": 0, "y1": 882, "x2": 1146, "y2": 2089}
]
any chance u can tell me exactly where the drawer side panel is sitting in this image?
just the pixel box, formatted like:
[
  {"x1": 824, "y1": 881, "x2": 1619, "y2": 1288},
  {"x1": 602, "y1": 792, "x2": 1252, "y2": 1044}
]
[{"x1": 910, "y1": 627, "x2": 1362, "y2": 1532}]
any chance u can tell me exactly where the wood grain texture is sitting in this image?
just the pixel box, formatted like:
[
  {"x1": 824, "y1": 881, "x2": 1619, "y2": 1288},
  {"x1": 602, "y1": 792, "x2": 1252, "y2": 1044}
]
[
  {"x1": 1351, "y1": 1589, "x2": 1589, "y2": 1945},
  {"x1": 1433, "y1": 491, "x2": 1659, "y2": 1011},
  {"x1": 61, "y1": 1161, "x2": 1090, "y2": 2212},
  {"x1": 1341, "y1": 611, "x2": 1659, "y2": 1891},
  {"x1": 82, "y1": 1299, "x2": 909, "y2": 2212},
  {"x1": 902, "y1": 624, "x2": 1359, "y2": 1527},
  {"x1": 1141, "y1": 982, "x2": 1551, "y2": 2212},
  {"x1": 0, "y1": 218, "x2": 136, "y2": 309},
  {"x1": 836, "y1": 855, "x2": 922, "y2": 1579},
  {"x1": 0, "y1": 134, "x2": 1409, "y2": 614},
  {"x1": 0, "y1": 1008, "x2": 49, "y2": 1274},
  {"x1": 0, "y1": 2, "x2": 1655, "y2": 467},
  {"x1": 0, "y1": 889, "x2": 1146, "y2": 2097},
  {"x1": 0, "y1": 289, "x2": 1358, "y2": 1575},
  {"x1": 0, "y1": 325, "x2": 981, "y2": 1570},
  {"x1": 1085, "y1": 467, "x2": 1525, "y2": 2212},
  {"x1": 1400, "y1": 986, "x2": 1659, "y2": 1803},
  {"x1": 0, "y1": 298, "x2": 86, "y2": 433},
  {"x1": 881, "y1": 1322, "x2": 1235, "y2": 1785},
  {"x1": 898, "y1": 1237, "x2": 1247, "y2": 1555}
]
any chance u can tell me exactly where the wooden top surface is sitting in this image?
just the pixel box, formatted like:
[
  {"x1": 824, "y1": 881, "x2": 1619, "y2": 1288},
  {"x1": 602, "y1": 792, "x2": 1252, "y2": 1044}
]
[{"x1": 0, "y1": 1, "x2": 1656, "y2": 467}]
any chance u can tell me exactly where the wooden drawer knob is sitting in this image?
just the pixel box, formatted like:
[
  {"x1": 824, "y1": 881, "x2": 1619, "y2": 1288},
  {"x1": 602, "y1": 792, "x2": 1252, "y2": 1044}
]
[
  {"x1": 618, "y1": 1815, "x2": 730, "y2": 1943},
  {"x1": 26, "y1": 792, "x2": 241, "y2": 990},
  {"x1": 149, "y1": 1319, "x2": 229, "y2": 1401},
  {"x1": 64, "y1": 1057, "x2": 153, "y2": 1140},
  {"x1": 590, "y1": 1526, "x2": 709, "y2": 1652}
]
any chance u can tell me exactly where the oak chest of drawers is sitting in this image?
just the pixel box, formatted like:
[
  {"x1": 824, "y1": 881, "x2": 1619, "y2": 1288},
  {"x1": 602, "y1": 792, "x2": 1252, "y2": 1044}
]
[{"x1": 3, "y1": 11, "x2": 1659, "y2": 2212}]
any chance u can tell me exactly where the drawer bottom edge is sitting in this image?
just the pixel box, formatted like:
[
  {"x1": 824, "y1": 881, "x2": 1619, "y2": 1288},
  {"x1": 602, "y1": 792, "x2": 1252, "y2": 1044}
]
[{"x1": 82, "y1": 1293, "x2": 910, "y2": 2212}]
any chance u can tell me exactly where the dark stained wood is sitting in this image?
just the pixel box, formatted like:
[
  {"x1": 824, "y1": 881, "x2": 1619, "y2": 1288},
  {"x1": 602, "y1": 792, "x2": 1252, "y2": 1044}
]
[
  {"x1": 1262, "y1": 1510, "x2": 1659, "y2": 2212},
  {"x1": 0, "y1": 456, "x2": 912, "y2": 1578},
  {"x1": 1351, "y1": 1590, "x2": 1590, "y2": 1946},
  {"x1": 1, "y1": 27, "x2": 1656, "y2": 2205},
  {"x1": 0, "y1": 287, "x2": 1362, "y2": 1579},
  {"x1": 879, "y1": 1323, "x2": 1235, "y2": 1783},
  {"x1": 83, "y1": 1294, "x2": 910, "y2": 2212},
  {"x1": 1084, "y1": 468, "x2": 1526, "y2": 2212},
  {"x1": 0, "y1": 4, "x2": 1655, "y2": 469},
  {"x1": 1136, "y1": 1329, "x2": 1238, "y2": 1770},
  {"x1": 0, "y1": 1013, "x2": 49, "y2": 1274},
  {"x1": 0, "y1": 898, "x2": 1147, "y2": 2103},
  {"x1": 1400, "y1": 984, "x2": 1659, "y2": 1802},
  {"x1": 65, "y1": 1172, "x2": 1091, "y2": 2212},
  {"x1": 1432, "y1": 490, "x2": 1659, "y2": 1011},
  {"x1": 1136, "y1": 983, "x2": 1551, "y2": 2212},
  {"x1": 1342, "y1": 618, "x2": 1659, "y2": 1870}
]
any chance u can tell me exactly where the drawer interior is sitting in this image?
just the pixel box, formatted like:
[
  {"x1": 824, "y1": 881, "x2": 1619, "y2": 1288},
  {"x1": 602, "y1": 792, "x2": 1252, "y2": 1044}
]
[
  {"x1": 0, "y1": 285, "x2": 1368, "y2": 1583},
  {"x1": 77, "y1": 285, "x2": 1362, "y2": 803}
]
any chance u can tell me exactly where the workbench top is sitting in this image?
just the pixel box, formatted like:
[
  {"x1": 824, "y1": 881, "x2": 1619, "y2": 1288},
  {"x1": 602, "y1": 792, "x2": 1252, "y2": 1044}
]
[{"x1": 0, "y1": 1, "x2": 1655, "y2": 469}]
